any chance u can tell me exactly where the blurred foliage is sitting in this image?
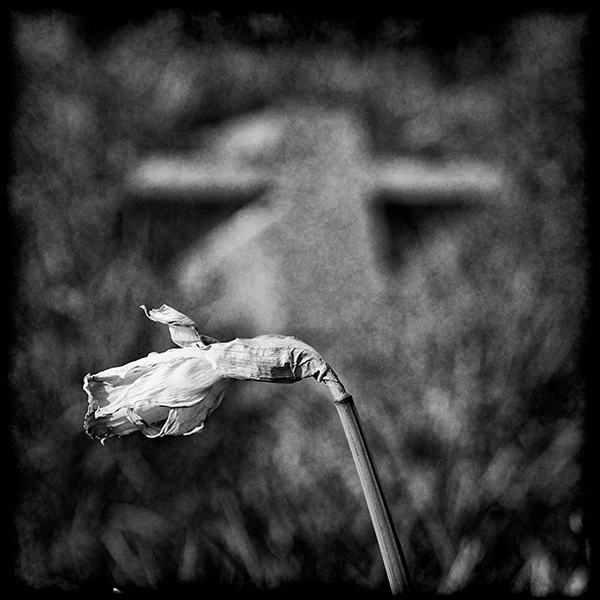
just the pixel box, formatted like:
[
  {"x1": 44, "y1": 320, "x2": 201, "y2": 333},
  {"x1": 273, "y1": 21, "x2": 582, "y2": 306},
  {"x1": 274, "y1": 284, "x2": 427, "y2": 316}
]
[{"x1": 10, "y1": 10, "x2": 589, "y2": 594}]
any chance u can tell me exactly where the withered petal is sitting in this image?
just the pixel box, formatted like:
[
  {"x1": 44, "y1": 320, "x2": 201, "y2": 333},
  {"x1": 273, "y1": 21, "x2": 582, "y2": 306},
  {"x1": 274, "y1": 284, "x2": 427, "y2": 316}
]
[
  {"x1": 141, "y1": 304, "x2": 219, "y2": 348},
  {"x1": 83, "y1": 347, "x2": 228, "y2": 441}
]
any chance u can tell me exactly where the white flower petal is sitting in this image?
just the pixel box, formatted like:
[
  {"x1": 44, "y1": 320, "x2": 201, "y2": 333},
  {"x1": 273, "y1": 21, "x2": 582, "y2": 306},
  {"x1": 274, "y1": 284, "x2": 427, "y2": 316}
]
[
  {"x1": 84, "y1": 347, "x2": 227, "y2": 441},
  {"x1": 140, "y1": 304, "x2": 219, "y2": 347}
]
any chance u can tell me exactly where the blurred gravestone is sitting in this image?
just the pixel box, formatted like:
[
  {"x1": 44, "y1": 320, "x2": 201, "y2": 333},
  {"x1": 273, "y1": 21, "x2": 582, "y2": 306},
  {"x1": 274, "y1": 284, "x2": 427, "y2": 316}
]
[{"x1": 124, "y1": 105, "x2": 509, "y2": 345}]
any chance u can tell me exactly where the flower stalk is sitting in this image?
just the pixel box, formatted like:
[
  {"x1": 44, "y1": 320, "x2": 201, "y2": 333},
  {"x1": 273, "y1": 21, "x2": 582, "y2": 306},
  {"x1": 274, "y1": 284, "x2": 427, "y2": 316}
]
[
  {"x1": 84, "y1": 305, "x2": 412, "y2": 593},
  {"x1": 314, "y1": 367, "x2": 411, "y2": 594},
  {"x1": 333, "y1": 394, "x2": 412, "y2": 594}
]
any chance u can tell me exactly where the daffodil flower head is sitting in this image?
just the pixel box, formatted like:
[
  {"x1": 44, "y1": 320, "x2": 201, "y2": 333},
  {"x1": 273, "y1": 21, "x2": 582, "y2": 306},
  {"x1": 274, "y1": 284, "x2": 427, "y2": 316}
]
[{"x1": 84, "y1": 305, "x2": 347, "y2": 443}]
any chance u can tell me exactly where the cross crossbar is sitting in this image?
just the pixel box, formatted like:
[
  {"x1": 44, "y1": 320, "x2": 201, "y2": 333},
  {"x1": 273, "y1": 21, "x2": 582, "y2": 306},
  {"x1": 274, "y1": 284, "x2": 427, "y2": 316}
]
[{"x1": 129, "y1": 155, "x2": 506, "y2": 200}]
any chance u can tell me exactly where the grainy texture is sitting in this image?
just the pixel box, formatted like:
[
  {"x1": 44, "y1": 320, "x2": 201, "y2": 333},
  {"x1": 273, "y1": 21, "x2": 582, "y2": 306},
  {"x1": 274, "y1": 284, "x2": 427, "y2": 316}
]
[{"x1": 10, "y1": 12, "x2": 588, "y2": 595}]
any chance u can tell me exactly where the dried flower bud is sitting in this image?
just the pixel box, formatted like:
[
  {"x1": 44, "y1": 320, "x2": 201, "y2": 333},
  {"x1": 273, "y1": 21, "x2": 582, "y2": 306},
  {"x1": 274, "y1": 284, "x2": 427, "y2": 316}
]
[
  {"x1": 84, "y1": 305, "x2": 348, "y2": 442},
  {"x1": 208, "y1": 335, "x2": 329, "y2": 382}
]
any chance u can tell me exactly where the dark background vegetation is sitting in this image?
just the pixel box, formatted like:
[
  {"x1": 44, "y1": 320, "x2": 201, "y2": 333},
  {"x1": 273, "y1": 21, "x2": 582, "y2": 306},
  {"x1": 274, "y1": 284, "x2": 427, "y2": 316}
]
[{"x1": 9, "y1": 10, "x2": 590, "y2": 595}]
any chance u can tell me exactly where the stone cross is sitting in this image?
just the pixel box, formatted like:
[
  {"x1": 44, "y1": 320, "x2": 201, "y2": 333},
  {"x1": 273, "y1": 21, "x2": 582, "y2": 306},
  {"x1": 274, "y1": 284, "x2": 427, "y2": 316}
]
[{"x1": 124, "y1": 106, "x2": 510, "y2": 341}]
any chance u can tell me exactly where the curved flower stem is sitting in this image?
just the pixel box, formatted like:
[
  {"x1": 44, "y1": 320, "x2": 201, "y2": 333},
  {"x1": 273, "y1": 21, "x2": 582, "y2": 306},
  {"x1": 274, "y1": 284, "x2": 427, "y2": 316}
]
[{"x1": 322, "y1": 370, "x2": 412, "y2": 594}]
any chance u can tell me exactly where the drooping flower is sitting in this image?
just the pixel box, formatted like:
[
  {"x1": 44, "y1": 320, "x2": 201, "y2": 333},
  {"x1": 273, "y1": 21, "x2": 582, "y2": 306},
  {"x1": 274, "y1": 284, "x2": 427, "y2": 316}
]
[
  {"x1": 83, "y1": 306, "x2": 411, "y2": 594},
  {"x1": 84, "y1": 304, "x2": 347, "y2": 442}
]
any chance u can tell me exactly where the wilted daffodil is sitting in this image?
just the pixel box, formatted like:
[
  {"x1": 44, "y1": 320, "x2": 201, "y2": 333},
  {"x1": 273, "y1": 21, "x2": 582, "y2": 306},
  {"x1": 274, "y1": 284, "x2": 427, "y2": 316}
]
[
  {"x1": 83, "y1": 304, "x2": 347, "y2": 443},
  {"x1": 83, "y1": 305, "x2": 412, "y2": 593}
]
